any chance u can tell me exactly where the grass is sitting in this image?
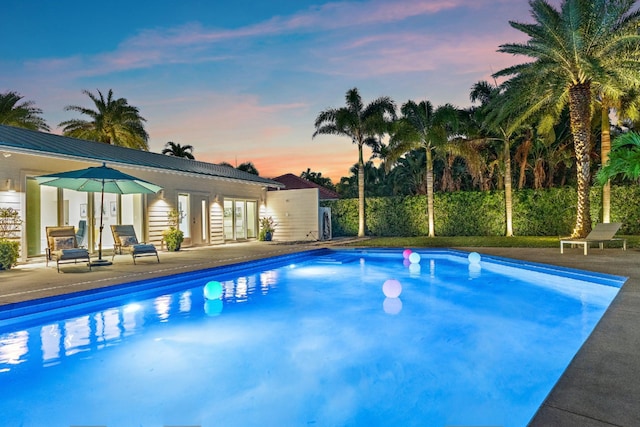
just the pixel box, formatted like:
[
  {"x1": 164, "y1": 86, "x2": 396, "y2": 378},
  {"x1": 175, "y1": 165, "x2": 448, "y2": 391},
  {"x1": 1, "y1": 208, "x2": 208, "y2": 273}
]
[{"x1": 343, "y1": 235, "x2": 640, "y2": 249}]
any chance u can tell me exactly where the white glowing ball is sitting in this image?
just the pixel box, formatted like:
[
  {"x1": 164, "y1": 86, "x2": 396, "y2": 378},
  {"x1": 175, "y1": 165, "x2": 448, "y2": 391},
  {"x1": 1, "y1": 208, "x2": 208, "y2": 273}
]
[
  {"x1": 409, "y1": 252, "x2": 421, "y2": 264},
  {"x1": 203, "y1": 280, "x2": 223, "y2": 300},
  {"x1": 402, "y1": 249, "x2": 412, "y2": 259},
  {"x1": 468, "y1": 252, "x2": 481, "y2": 264},
  {"x1": 382, "y1": 279, "x2": 402, "y2": 298},
  {"x1": 383, "y1": 297, "x2": 403, "y2": 315}
]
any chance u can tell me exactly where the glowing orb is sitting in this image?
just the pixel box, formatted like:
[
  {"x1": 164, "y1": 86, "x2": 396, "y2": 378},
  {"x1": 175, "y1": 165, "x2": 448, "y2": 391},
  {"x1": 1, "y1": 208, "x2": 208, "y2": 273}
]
[
  {"x1": 383, "y1": 297, "x2": 403, "y2": 315},
  {"x1": 203, "y1": 280, "x2": 223, "y2": 300},
  {"x1": 468, "y1": 252, "x2": 481, "y2": 264},
  {"x1": 204, "y1": 299, "x2": 223, "y2": 316},
  {"x1": 382, "y1": 279, "x2": 402, "y2": 298},
  {"x1": 409, "y1": 252, "x2": 421, "y2": 264},
  {"x1": 402, "y1": 249, "x2": 412, "y2": 259}
]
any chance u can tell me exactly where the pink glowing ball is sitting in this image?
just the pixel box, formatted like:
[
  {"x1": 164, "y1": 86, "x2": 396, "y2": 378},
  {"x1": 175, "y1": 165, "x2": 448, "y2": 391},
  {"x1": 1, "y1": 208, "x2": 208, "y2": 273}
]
[
  {"x1": 382, "y1": 279, "x2": 402, "y2": 298},
  {"x1": 402, "y1": 249, "x2": 412, "y2": 259}
]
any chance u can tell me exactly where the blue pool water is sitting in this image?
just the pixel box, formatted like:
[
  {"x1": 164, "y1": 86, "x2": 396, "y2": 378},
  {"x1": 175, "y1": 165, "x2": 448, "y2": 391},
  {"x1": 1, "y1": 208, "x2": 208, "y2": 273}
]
[{"x1": 0, "y1": 249, "x2": 625, "y2": 427}]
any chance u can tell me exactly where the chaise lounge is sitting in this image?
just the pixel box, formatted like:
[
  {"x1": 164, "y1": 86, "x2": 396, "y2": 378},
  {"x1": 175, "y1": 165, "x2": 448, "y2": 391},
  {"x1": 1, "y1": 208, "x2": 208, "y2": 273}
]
[
  {"x1": 111, "y1": 224, "x2": 159, "y2": 264},
  {"x1": 45, "y1": 226, "x2": 91, "y2": 272},
  {"x1": 560, "y1": 222, "x2": 627, "y2": 255}
]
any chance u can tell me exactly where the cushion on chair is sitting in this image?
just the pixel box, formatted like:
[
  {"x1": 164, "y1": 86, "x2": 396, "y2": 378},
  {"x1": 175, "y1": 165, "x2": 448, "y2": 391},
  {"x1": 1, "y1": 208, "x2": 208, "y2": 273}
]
[
  {"x1": 53, "y1": 236, "x2": 76, "y2": 250},
  {"x1": 120, "y1": 235, "x2": 139, "y2": 246},
  {"x1": 56, "y1": 248, "x2": 89, "y2": 260},
  {"x1": 133, "y1": 244, "x2": 156, "y2": 254}
]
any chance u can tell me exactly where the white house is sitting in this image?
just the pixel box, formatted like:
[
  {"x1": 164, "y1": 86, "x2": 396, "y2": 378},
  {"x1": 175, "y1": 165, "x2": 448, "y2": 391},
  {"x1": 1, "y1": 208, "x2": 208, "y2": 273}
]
[{"x1": 0, "y1": 124, "x2": 296, "y2": 262}]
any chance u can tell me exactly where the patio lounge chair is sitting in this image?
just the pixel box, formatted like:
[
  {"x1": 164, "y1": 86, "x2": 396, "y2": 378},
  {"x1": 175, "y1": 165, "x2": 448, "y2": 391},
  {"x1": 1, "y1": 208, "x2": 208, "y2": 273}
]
[
  {"x1": 111, "y1": 224, "x2": 159, "y2": 264},
  {"x1": 45, "y1": 226, "x2": 91, "y2": 272},
  {"x1": 560, "y1": 222, "x2": 627, "y2": 255}
]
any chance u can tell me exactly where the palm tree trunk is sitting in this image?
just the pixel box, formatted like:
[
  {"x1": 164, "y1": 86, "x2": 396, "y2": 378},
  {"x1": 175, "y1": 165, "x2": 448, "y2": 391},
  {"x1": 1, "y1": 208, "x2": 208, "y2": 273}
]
[
  {"x1": 569, "y1": 83, "x2": 593, "y2": 238},
  {"x1": 357, "y1": 145, "x2": 366, "y2": 237},
  {"x1": 425, "y1": 148, "x2": 435, "y2": 237},
  {"x1": 503, "y1": 139, "x2": 513, "y2": 237},
  {"x1": 601, "y1": 103, "x2": 611, "y2": 223}
]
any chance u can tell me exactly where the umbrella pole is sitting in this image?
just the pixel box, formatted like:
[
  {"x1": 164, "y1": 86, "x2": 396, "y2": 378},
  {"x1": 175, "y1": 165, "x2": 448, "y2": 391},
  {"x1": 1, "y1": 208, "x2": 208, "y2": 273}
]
[{"x1": 91, "y1": 181, "x2": 112, "y2": 266}]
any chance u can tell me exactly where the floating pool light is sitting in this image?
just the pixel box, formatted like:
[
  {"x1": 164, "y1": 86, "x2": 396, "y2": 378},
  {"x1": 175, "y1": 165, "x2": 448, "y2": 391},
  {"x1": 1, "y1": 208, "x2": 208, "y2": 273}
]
[
  {"x1": 203, "y1": 281, "x2": 223, "y2": 300},
  {"x1": 468, "y1": 252, "x2": 481, "y2": 264},
  {"x1": 402, "y1": 249, "x2": 412, "y2": 259},
  {"x1": 382, "y1": 279, "x2": 402, "y2": 298},
  {"x1": 409, "y1": 252, "x2": 421, "y2": 264}
]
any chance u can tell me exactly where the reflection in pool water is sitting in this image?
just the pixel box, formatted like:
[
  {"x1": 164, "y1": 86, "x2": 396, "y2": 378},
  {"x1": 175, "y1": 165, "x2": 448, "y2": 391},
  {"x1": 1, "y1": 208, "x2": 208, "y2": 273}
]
[{"x1": 0, "y1": 249, "x2": 625, "y2": 427}]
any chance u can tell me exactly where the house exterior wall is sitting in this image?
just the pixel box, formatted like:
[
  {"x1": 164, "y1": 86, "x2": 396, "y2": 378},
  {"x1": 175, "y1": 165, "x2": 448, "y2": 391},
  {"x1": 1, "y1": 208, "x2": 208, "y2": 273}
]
[
  {"x1": 263, "y1": 189, "x2": 320, "y2": 241},
  {"x1": 0, "y1": 151, "x2": 270, "y2": 261}
]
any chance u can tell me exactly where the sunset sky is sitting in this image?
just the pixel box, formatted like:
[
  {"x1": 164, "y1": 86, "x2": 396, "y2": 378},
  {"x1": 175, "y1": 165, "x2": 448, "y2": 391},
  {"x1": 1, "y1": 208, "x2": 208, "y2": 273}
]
[{"x1": 1, "y1": 0, "x2": 537, "y2": 182}]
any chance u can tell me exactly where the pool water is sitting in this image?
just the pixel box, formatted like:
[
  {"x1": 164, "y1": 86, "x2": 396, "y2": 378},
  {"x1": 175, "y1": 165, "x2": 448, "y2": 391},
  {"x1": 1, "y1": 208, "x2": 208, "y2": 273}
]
[{"x1": 0, "y1": 249, "x2": 625, "y2": 427}]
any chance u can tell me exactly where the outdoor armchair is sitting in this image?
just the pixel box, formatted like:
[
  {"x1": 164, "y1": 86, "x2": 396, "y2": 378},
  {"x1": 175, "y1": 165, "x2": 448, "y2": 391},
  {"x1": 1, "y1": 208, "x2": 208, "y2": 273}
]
[
  {"x1": 45, "y1": 225, "x2": 91, "y2": 272},
  {"x1": 111, "y1": 224, "x2": 159, "y2": 264}
]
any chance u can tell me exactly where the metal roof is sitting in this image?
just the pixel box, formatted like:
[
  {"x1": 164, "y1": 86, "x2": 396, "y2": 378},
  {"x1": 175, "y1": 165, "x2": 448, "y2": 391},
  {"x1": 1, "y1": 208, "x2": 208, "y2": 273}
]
[{"x1": 0, "y1": 124, "x2": 284, "y2": 188}]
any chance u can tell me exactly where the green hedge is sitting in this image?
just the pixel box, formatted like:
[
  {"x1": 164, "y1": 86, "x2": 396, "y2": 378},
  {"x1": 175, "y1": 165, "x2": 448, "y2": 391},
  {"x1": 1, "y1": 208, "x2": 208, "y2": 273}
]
[{"x1": 322, "y1": 185, "x2": 640, "y2": 237}]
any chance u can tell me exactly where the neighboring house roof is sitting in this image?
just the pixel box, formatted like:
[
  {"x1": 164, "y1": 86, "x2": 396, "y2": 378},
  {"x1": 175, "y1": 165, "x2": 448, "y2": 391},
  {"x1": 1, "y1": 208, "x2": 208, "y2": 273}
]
[
  {"x1": 271, "y1": 173, "x2": 340, "y2": 200},
  {"x1": 0, "y1": 125, "x2": 283, "y2": 188}
]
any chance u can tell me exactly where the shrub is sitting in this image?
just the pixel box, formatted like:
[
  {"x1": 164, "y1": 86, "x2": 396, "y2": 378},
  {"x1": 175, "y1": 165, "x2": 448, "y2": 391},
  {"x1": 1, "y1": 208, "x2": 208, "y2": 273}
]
[{"x1": 0, "y1": 239, "x2": 19, "y2": 270}]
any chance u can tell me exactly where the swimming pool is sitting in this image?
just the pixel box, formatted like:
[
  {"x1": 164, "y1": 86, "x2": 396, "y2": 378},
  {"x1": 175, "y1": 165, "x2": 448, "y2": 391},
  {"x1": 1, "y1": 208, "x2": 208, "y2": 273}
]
[{"x1": 0, "y1": 248, "x2": 625, "y2": 426}]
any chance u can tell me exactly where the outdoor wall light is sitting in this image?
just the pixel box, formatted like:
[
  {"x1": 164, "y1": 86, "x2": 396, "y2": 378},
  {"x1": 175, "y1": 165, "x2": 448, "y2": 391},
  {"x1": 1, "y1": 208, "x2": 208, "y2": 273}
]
[
  {"x1": 4, "y1": 179, "x2": 14, "y2": 192},
  {"x1": 158, "y1": 189, "x2": 165, "y2": 199}
]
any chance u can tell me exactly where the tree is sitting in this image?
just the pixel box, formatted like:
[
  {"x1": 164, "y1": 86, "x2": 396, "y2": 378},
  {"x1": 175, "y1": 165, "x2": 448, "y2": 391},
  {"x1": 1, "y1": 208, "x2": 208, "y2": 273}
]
[
  {"x1": 237, "y1": 161, "x2": 259, "y2": 175},
  {"x1": 313, "y1": 88, "x2": 396, "y2": 237},
  {"x1": 162, "y1": 141, "x2": 195, "y2": 159},
  {"x1": 386, "y1": 100, "x2": 459, "y2": 237},
  {"x1": 494, "y1": 0, "x2": 640, "y2": 238},
  {"x1": 300, "y1": 168, "x2": 336, "y2": 191},
  {"x1": 0, "y1": 91, "x2": 49, "y2": 131},
  {"x1": 59, "y1": 89, "x2": 149, "y2": 150},
  {"x1": 597, "y1": 131, "x2": 640, "y2": 183}
]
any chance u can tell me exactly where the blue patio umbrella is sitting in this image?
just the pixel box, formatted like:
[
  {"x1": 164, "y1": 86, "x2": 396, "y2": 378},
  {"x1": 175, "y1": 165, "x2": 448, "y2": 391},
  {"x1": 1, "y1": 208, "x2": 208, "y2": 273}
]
[{"x1": 35, "y1": 163, "x2": 162, "y2": 265}]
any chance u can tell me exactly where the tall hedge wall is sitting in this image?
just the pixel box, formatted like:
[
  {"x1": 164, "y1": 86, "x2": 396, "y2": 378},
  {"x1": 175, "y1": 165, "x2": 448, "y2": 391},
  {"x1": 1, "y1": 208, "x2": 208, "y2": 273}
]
[{"x1": 321, "y1": 185, "x2": 640, "y2": 237}]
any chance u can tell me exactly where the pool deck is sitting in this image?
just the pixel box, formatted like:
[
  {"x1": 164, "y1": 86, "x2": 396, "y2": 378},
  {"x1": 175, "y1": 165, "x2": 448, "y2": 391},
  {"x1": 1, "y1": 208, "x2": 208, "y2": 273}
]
[{"x1": 0, "y1": 241, "x2": 638, "y2": 426}]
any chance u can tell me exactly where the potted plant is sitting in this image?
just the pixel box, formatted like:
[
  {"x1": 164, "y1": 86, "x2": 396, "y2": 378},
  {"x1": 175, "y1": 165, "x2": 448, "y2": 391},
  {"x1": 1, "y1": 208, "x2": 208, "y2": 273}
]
[
  {"x1": 259, "y1": 216, "x2": 277, "y2": 241},
  {"x1": 162, "y1": 208, "x2": 184, "y2": 251},
  {"x1": 0, "y1": 207, "x2": 22, "y2": 270}
]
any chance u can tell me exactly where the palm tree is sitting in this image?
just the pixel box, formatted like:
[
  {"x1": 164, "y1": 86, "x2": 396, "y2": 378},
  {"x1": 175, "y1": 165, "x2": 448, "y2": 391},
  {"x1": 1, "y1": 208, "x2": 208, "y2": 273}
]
[
  {"x1": 313, "y1": 88, "x2": 396, "y2": 237},
  {"x1": 162, "y1": 141, "x2": 195, "y2": 159},
  {"x1": 237, "y1": 161, "x2": 259, "y2": 175},
  {"x1": 0, "y1": 91, "x2": 49, "y2": 131},
  {"x1": 386, "y1": 100, "x2": 459, "y2": 237},
  {"x1": 59, "y1": 89, "x2": 149, "y2": 150},
  {"x1": 597, "y1": 131, "x2": 640, "y2": 183},
  {"x1": 494, "y1": 0, "x2": 640, "y2": 238},
  {"x1": 300, "y1": 168, "x2": 336, "y2": 191}
]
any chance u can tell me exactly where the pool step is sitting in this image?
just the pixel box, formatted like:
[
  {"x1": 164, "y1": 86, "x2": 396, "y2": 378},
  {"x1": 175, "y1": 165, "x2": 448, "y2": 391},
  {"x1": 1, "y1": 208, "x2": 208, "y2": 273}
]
[{"x1": 315, "y1": 254, "x2": 358, "y2": 264}]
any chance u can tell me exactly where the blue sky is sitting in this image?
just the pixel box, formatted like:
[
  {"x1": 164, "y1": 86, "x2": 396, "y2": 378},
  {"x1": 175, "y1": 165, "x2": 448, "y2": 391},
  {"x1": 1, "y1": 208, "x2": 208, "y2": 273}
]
[{"x1": 1, "y1": 0, "x2": 535, "y2": 181}]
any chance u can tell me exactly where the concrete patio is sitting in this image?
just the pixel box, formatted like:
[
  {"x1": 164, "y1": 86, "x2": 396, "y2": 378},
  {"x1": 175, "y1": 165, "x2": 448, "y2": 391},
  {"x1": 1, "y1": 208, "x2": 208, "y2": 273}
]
[{"x1": 0, "y1": 241, "x2": 637, "y2": 426}]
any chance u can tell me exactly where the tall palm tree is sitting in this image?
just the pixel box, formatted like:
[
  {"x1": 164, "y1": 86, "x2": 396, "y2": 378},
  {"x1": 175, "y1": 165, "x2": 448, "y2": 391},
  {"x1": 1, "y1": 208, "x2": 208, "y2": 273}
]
[
  {"x1": 313, "y1": 88, "x2": 396, "y2": 237},
  {"x1": 162, "y1": 141, "x2": 195, "y2": 159},
  {"x1": 385, "y1": 100, "x2": 459, "y2": 237},
  {"x1": 59, "y1": 89, "x2": 149, "y2": 150},
  {"x1": 0, "y1": 91, "x2": 49, "y2": 131},
  {"x1": 494, "y1": 0, "x2": 640, "y2": 238}
]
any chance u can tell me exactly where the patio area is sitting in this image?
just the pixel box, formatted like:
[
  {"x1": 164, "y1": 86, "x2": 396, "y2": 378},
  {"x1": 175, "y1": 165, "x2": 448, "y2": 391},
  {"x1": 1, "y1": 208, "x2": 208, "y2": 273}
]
[{"x1": 0, "y1": 241, "x2": 638, "y2": 426}]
